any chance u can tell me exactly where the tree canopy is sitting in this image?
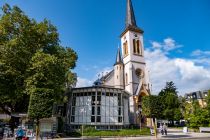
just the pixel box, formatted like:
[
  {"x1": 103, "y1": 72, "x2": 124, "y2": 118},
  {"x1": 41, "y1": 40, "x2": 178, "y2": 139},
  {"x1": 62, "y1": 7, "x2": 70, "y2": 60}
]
[
  {"x1": 142, "y1": 95, "x2": 163, "y2": 119},
  {"x1": 158, "y1": 81, "x2": 182, "y2": 122},
  {"x1": 0, "y1": 4, "x2": 77, "y2": 116}
]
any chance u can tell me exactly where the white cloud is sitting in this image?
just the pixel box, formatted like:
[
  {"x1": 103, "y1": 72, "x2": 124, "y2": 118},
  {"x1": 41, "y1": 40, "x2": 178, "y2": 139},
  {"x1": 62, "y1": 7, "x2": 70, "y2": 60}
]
[
  {"x1": 191, "y1": 49, "x2": 210, "y2": 66},
  {"x1": 191, "y1": 49, "x2": 210, "y2": 56},
  {"x1": 76, "y1": 67, "x2": 112, "y2": 88},
  {"x1": 146, "y1": 38, "x2": 210, "y2": 95},
  {"x1": 151, "y1": 41, "x2": 162, "y2": 49},
  {"x1": 151, "y1": 37, "x2": 182, "y2": 53},
  {"x1": 76, "y1": 77, "x2": 92, "y2": 87},
  {"x1": 95, "y1": 67, "x2": 112, "y2": 79}
]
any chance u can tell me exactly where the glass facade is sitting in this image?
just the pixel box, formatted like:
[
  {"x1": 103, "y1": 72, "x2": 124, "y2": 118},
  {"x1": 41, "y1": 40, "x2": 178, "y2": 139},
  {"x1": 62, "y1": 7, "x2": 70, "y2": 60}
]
[{"x1": 67, "y1": 87, "x2": 129, "y2": 129}]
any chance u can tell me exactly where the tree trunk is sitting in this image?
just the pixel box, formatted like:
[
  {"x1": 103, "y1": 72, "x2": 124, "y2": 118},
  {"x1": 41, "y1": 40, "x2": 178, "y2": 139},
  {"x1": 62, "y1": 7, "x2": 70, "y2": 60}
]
[
  {"x1": 35, "y1": 119, "x2": 40, "y2": 140},
  {"x1": 153, "y1": 118, "x2": 157, "y2": 139}
]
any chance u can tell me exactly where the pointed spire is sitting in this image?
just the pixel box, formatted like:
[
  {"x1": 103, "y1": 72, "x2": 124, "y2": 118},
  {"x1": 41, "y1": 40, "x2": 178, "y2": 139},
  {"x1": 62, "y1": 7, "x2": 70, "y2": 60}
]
[
  {"x1": 114, "y1": 47, "x2": 123, "y2": 65},
  {"x1": 121, "y1": 0, "x2": 144, "y2": 37},
  {"x1": 126, "y1": 0, "x2": 137, "y2": 27}
]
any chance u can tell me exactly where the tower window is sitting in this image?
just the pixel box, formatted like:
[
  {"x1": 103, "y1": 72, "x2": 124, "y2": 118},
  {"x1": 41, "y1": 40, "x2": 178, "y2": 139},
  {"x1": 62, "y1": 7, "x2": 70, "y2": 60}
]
[
  {"x1": 133, "y1": 39, "x2": 136, "y2": 53},
  {"x1": 137, "y1": 40, "x2": 142, "y2": 55},
  {"x1": 136, "y1": 40, "x2": 140, "y2": 54},
  {"x1": 133, "y1": 40, "x2": 142, "y2": 55},
  {"x1": 117, "y1": 75, "x2": 118, "y2": 79},
  {"x1": 123, "y1": 41, "x2": 128, "y2": 56}
]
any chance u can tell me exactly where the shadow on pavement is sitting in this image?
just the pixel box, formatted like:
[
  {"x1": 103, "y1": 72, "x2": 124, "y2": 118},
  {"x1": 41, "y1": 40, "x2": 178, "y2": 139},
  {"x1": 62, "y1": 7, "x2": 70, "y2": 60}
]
[{"x1": 162, "y1": 134, "x2": 191, "y2": 138}]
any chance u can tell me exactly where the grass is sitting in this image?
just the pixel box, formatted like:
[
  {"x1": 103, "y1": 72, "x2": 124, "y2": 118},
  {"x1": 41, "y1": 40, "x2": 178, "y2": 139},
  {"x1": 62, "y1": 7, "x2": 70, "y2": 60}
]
[
  {"x1": 83, "y1": 128, "x2": 150, "y2": 137},
  {"x1": 67, "y1": 127, "x2": 151, "y2": 137}
]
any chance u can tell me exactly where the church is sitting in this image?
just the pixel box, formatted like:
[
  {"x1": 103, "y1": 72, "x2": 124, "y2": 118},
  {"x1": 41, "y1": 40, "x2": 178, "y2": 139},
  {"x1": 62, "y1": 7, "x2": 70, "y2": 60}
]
[{"x1": 67, "y1": 0, "x2": 151, "y2": 130}]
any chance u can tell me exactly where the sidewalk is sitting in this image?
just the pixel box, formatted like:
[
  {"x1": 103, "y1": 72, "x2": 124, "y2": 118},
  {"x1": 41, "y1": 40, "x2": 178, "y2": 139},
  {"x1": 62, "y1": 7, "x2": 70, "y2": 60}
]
[
  {"x1": 60, "y1": 132, "x2": 210, "y2": 140},
  {"x1": 59, "y1": 128, "x2": 210, "y2": 140},
  {"x1": 4, "y1": 129, "x2": 210, "y2": 140}
]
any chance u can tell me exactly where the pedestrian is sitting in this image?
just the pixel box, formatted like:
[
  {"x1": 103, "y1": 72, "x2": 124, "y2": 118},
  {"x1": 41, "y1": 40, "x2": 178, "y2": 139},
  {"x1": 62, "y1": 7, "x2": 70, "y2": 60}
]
[
  {"x1": 16, "y1": 126, "x2": 24, "y2": 140},
  {"x1": 163, "y1": 123, "x2": 167, "y2": 135},
  {"x1": 160, "y1": 123, "x2": 164, "y2": 135}
]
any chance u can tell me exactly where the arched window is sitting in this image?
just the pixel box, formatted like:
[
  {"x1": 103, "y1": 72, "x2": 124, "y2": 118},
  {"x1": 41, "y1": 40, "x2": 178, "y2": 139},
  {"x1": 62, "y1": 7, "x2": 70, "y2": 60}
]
[
  {"x1": 123, "y1": 41, "x2": 128, "y2": 56},
  {"x1": 137, "y1": 40, "x2": 142, "y2": 55},
  {"x1": 125, "y1": 73, "x2": 128, "y2": 85},
  {"x1": 133, "y1": 39, "x2": 136, "y2": 53},
  {"x1": 136, "y1": 40, "x2": 140, "y2": 54}
]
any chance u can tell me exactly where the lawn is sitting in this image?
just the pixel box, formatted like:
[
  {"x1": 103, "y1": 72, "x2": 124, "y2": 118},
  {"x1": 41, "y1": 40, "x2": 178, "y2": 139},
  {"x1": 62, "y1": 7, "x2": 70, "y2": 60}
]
[
  {"x1": 84, "y1": 128, "x2": 150, "y2": 137},
  {"x1": 67, "y1": 127, "x2": 151, "y2": 137}
]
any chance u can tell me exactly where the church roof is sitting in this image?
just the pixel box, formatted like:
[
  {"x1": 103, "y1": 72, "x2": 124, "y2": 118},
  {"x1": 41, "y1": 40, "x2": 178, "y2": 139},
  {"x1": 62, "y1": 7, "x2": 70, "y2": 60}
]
[
  {"x1": 114, "y1": 47, "x2": 123, "y2": 65},
  {"x1": 121, "y1": 0, "x2": 144, "y2": 37},
  {"x1": 93, "y1": 70, "x2": 114, "y2": 86}
]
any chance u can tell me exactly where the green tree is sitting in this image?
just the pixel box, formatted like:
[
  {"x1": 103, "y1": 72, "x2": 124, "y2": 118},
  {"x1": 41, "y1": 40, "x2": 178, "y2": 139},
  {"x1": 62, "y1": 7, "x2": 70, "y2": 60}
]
[
  {"x1": 159, "y1": 81, "x2": 177, "y2": 96},
  {"x1": 26, "y1": 52, "x2": 71, "y2": 139},
  {"x1": 142, "y1": 95, "x2": 163, "y2": 119},
  {"x1": 142, "y1": 95, "x2": 162, "y2": 138},
  {"x1": 206, "y1": 91, "x2": 210, "y2": 115},
  {"x1": 158, "y1": 81, "x2": 182, "y2": 125},
  {"x1": 0, "y1": 4, "x2": 77, "y2": 115},
  {"x1": 0, "y1": 4, "x2": 55, "y2": 114},
  {"x1": 0, "y1": 4, "x2": 77, "y2": 138}
]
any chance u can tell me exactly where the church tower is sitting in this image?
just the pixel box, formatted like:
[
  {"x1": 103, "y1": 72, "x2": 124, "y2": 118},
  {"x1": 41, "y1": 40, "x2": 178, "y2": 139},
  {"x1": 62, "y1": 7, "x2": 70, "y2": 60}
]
[
  {"x1": 114, "y1": 47, "x2": 124, "y2": 89},
  {"x1": 121, "y1": 0, "x2": 150, "y2": 124}
]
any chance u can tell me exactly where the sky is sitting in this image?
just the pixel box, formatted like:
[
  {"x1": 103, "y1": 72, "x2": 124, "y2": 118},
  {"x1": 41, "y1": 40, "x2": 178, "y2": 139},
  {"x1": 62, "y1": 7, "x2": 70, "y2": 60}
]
[{"x1": 0, "y1": 0, "x2": 210, "y2": 95}]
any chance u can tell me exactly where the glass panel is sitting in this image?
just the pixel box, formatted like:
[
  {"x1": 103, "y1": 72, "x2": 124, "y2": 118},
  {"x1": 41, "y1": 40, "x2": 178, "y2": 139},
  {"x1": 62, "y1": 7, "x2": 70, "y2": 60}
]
[
  {"x1": 92, "y1": 106, "x2": 95, "y2": 115},
  {"x1": 72, "y1": 107, "x2": 75, "y2": 115},
  {"x1": 97, "y1": 116, "x2": 101, "y2": 122},
  {"x1": 97, "y1": 96, "x2": 101, "y2": 105},
  {"x1": 118, "y1": 117, "x2": 122, "y2": 122},
  {"x1": 91, "y1": 116, "x2": 95, "y2": 122},
  {"x1": 92, "y1": 96, "x2": 95, "y2": 105},
  {"x1": 71, "y1": 116, "x2": 75, "y2": 122},
  {"x1": 97, "y1": 92, "x2": 101, "y2": 96},
  {"x1": 97, "y1": 106, "x2": 100, "y2": 115},
  {"x1": 118, "y1": 94, "x2": 121, "y2": 106},
  {"x1": 118, "y1": 107, "x2": 121, "y2": 116}
]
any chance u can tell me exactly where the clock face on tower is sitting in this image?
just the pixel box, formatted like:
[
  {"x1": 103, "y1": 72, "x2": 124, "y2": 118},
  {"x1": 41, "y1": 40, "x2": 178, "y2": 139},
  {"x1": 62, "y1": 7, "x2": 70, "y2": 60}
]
[{"x1": 135, "y1": 68, "x2": 144, "y2": 78}]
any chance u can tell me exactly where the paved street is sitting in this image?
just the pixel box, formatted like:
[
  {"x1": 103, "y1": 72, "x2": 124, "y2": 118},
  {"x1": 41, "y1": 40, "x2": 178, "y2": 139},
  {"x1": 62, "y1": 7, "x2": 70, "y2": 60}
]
[
  {"x1": 55, "y1": 128, "x2": 210, "y2": 140},
  {"x1": 3, "y1": 129, "x2": 210, "y2": 140}
]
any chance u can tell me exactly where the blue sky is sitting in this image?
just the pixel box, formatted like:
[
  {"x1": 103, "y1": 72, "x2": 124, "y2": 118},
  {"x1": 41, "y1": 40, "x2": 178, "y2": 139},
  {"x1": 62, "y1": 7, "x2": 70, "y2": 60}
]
[{"x1": 1, "y1": 0, "x2": 210, "y2": 95}]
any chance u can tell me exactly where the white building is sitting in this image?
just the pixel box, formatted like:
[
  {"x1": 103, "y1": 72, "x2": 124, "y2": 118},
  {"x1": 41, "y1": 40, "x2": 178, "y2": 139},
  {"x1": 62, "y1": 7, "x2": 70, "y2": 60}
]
[{"x1": 67, "y1": 0, "x2": 150, "y2": 129}]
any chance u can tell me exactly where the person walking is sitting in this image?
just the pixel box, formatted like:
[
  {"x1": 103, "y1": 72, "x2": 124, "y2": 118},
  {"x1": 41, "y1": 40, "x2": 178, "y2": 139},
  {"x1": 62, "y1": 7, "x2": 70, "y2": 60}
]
[
  {"x1": 163, "y1": 123, "x2": 167, "y2": 135},
  {"x1": 16, "y1": 126, "x2": 24, "y2": 140},
  {"x1": 160, "y1": 123, "x2": 164, "y2": 135}
]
